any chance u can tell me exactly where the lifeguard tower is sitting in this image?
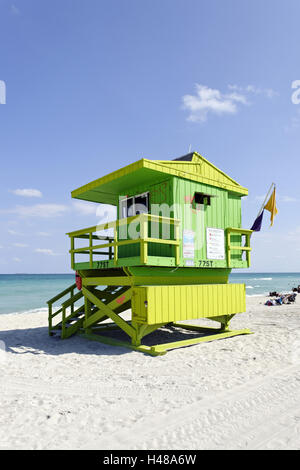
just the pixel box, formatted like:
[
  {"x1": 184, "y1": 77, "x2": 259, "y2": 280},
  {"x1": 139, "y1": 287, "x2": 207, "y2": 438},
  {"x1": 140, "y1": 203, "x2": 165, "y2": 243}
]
[{"x1": 48, "y1": 152, "x2": 253, "y2": 355}]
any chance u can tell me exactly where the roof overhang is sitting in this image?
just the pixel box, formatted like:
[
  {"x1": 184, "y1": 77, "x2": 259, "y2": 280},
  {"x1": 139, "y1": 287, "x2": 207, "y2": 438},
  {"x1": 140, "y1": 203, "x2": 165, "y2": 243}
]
[
  {"x1": 71, "y1": 159, "x2": 168, "y2": 205},
  {"x1": 71, "y1": 156, "x2": 248, "y2": 205}
]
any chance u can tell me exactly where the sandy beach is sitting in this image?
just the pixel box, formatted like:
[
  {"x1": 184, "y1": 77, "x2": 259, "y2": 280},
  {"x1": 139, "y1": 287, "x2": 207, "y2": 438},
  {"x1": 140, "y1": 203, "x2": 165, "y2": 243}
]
[{"x1": 0, "y1": 296, "x2": 299, "y2": 450}]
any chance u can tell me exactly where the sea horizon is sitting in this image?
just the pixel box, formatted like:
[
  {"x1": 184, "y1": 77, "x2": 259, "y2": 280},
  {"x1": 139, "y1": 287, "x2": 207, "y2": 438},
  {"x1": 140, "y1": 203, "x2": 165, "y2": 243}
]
[{"x1": 0, "y1": 272, "x2": 300, "y2": 315}]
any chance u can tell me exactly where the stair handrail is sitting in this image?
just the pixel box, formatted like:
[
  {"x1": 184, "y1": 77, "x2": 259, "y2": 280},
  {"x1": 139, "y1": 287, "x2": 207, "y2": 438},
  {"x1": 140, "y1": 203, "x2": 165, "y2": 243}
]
[
  {"x1": 47, "y1": 282, "x2": 77, "y2": 305},
  {"x1": 61, "y1": 290, "x2": 83, "y2": 309},
  {"x1": 48, "y1": 282, "x2": 79, "y2": 335}
]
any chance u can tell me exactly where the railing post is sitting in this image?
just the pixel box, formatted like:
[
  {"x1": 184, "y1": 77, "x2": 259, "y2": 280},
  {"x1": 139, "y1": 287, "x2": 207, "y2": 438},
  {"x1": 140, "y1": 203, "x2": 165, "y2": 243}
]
[
  {"x1": 89, "y1": 232, "x2": 93, "y2": 268},
  {"x1": 70, "y1": 236, "x2": 75, "y2": 269},
  {"x1": 114, "y1": 223, "x2": 118, "y2": 266},
  {"x1": 62, "y1": 306, "x2": 66, "y2": 339},
  {"x1": 109, "y1": 239, "x2": 112, "y2": 260},
  {"x1": 48, "y1": 303, "x2": 52, "y2": 335},
  {"x1": 140, "y1": 214, "x2": 148, "y2": 264},
  {"x1": 174, "y1": 221, "x2": 180, "y2": 266},
  {"x1": 246, "y1": 233, "x2": 251, "y2": 267},
  {"x1": 70, "y1": 287, "x2": 74, "y2": 315}
]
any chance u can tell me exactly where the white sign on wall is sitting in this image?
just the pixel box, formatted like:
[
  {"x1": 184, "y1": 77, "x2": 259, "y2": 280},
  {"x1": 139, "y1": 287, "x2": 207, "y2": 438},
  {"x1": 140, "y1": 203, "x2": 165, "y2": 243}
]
[{"x1": 206, "y1": 228, "x2": 225, "y2": 260}]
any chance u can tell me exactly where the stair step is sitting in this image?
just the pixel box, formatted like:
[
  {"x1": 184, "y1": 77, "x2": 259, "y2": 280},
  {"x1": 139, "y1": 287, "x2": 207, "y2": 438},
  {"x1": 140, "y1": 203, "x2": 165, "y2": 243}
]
[{"x1": 50, "y1": 313, "x2": 85, "y2": 330}]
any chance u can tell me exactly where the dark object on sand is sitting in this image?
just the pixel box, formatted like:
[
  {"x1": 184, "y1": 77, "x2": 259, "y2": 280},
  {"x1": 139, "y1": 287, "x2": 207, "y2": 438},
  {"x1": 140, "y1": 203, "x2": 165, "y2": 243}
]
[
  {"x1": 269, "y1": 291, "x2": 280, "y2": 297},
  {"x1": 265, "y1": 292, "x2": 297, "y2": 306},
  {"x1": 285, "y1": 293, "x2": 297, "y2": 303}
]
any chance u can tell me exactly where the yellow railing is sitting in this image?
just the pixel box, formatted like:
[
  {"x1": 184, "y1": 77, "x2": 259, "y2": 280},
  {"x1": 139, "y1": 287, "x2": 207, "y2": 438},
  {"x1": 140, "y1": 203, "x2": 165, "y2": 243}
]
[
  {"x1": 47, "y1": 283, "x2": 84, "y2": 337},
  {"x1": 226, "y1": 227, "x2": 252, "y2": 268},
  {"x1": 67, "y1": 213, "x2": 181, "y2": 268}
]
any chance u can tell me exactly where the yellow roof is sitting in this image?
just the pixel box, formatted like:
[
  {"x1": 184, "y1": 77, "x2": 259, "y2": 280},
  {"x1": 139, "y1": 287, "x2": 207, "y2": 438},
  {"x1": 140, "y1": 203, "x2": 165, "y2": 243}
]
[{"x1": 72, "y1": 151, "x2": 248, "y2": 204}]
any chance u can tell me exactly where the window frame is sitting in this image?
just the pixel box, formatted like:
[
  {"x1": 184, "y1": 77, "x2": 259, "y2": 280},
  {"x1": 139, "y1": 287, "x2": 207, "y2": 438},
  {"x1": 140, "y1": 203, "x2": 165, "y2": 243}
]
[
  {"x1": 192, "y1": 191, "x2": 216, "y2": 208},
  {"x1": 119, "y1": 192, "x2": 149, "y2": 219}
]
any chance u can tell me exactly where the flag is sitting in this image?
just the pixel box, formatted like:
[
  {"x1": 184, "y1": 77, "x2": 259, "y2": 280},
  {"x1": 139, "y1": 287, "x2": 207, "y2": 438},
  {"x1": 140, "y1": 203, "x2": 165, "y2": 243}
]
[
  {"x1": 250, "y1": 209, "x2": 264, "y2": 232},
  {"x1": 264, "y1": 187, "x2": 278, "y2": 226}
]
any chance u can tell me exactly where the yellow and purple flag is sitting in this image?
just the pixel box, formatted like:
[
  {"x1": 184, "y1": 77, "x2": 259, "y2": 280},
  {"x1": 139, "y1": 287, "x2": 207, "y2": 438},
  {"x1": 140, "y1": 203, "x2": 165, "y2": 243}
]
[
  {"x1": 250, "y1": 209, "x2": 264, "y2": 232},
  {"x1": 264, "y1": 187, "x2": 278, "y2": 226},
  {"x1": 250, "y1": 184, "x2": 278, "y2": 231}
]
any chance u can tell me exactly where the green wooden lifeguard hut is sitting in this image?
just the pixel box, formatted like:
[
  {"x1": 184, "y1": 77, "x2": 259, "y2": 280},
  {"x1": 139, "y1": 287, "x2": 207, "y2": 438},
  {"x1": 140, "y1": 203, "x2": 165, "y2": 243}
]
[{"x1": 48, "y1": 152, "x2": 253, "y2": 355}]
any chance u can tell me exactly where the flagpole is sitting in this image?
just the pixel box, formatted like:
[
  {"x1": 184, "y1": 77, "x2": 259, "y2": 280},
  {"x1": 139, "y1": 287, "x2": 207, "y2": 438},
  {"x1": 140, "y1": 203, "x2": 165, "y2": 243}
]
[{"x1": 255, "y1": 182, "x2": 275, "y2": 220}]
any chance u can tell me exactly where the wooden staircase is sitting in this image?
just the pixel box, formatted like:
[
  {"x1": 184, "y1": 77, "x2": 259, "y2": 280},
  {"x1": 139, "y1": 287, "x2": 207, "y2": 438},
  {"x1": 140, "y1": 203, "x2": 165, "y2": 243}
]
[
  {"x1": 47, "y1": 283, "x2": 131, "y2": 339},
  {"x1": 47, "y1": 283, "x2": 85, "y2": 338}
]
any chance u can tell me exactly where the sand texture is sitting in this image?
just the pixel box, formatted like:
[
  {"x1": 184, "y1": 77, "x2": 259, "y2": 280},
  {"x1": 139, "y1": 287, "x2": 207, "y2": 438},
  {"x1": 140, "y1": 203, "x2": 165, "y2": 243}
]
[{"x1": 0, "y1": 296, "x2": 300, "y2": 450}]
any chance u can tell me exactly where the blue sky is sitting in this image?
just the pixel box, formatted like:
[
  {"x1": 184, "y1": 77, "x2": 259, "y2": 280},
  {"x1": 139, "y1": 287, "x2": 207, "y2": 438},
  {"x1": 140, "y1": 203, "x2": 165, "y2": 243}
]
[{"x1": 0, "y1": 0, "x2": 300, "y2": 273}]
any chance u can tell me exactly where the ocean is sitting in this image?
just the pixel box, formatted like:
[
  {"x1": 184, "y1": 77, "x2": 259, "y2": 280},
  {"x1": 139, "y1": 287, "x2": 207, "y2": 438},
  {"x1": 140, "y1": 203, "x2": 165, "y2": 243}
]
[
  {"x1": 0, "y1": 272, "x2": 300, "y2": 315},
  {"x1": 0, "y1": 274, "x2": 73, "y2": 315},
  {"x1": 231, "y1": 272, "x2": 300, "y2": 297}
]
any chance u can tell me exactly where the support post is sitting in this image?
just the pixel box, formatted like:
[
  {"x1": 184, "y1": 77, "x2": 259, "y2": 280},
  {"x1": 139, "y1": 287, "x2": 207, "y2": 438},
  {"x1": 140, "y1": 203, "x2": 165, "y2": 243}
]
[
  {"x1": 140, "y1": 214, "x2": 148, "y2": 264},
  {"x1": 131, "y1": 321, "x2": 141, "y2": 347},
  {"x1": 114, "y1": 226, "x2": 118, "y2": 266},
  {"x1": 84, "y1": 294, "x2": 92, "y2": 334},
  {"x1": 48, "y1": 304, "x2": 52, "y2": 335},
  {"x1": 220, "y1": 315, "x2": 230, "y2": 331}
]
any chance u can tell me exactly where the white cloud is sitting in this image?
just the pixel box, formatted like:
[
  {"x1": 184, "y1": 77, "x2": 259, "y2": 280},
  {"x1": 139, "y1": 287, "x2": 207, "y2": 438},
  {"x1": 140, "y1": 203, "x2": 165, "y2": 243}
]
[
  {"x1": 10, "y1": 188, "x2": 42, "y2": 198},
  {"x1": 13, "y1": 257, "x2": 21, "y2": 262},
  {"x1": 286, "y1": 227, "x2": 300, "y2": 242},
  {"x1": 228, "y1": 84, "x2": 279, "y2": 98},
  {"x1": 182, "y1": 84, "x2": 248, "y2": 122},
  {"x1": 73, "y1": 200, "x2": 98, "y2": 215},
  {"x1": 0, "y1": 245, "x2": 3, "y2": 249},
  {"x1": 226, "y1": 92, "x2": 248, "y2": 105},
  {"x1": 255, "y1": 194, "x2": 297, "y2": 203},
  {"x1": 8, "y1": 229, "x2": 23, "y2": 236},
  {"x1": 35, "y1": 248, "x2": 59, "y2": 256},
  {"x1": 36, "y1": 231, "x2": 51, "y2": 237},
  {"x1": 13, "y1": 243, "x2": 28, "y2": 247},
  {"x1": 255, "y1": 195, "x2": 267, "y2": 202},
  {"x1": 280, "y1": 196, "x2": 298, "y2": 203},
  {"x1": 2, "y1": 204, "x2": 68, "y2": 218},
  {"x1": 72, "y1": 201, "x2": 116, "y2": 222}
]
